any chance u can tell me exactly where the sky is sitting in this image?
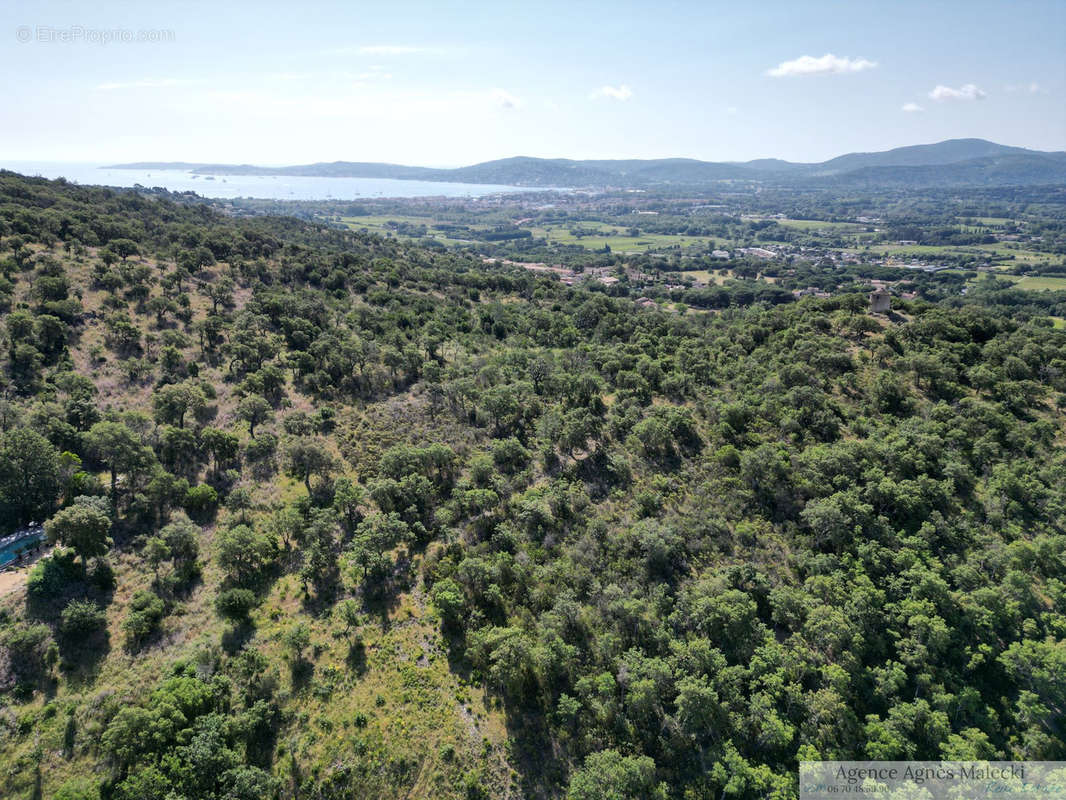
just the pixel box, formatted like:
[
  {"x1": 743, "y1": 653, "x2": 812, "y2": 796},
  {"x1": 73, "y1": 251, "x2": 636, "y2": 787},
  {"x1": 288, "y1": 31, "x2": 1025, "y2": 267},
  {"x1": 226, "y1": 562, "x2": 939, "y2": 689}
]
[{"x1": 1, "y1": 0, "x2": 1064, "y2": 165}]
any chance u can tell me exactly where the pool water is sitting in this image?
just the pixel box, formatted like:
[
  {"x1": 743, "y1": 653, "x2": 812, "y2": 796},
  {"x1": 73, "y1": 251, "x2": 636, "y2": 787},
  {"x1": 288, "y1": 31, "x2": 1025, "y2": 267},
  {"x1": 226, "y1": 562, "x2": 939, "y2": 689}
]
[{"x1": 0, "y1": 532, "x2": 45, "y2": 567}]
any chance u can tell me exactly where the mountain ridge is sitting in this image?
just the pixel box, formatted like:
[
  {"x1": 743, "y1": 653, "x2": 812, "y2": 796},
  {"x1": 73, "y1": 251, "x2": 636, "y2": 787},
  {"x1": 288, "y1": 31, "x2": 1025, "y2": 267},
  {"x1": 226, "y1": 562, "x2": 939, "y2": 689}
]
[{"x1": 109, "y1": 138, "x2": 1066, "y2": 189}]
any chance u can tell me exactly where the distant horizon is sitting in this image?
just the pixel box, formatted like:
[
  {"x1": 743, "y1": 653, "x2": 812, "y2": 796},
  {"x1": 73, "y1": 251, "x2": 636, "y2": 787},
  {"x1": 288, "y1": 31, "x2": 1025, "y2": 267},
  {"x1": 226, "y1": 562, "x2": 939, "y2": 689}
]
[{"x1": 7, "y1": 135, "x2": 1064, "y2": 172}]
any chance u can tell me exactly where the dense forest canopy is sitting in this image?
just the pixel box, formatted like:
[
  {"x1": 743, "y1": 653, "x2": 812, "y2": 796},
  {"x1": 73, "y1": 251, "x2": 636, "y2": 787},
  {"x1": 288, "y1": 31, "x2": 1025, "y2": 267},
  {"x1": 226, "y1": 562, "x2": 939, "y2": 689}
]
[{"x1": 0, "y1": 173, "x2": 1063, "y2": 800}]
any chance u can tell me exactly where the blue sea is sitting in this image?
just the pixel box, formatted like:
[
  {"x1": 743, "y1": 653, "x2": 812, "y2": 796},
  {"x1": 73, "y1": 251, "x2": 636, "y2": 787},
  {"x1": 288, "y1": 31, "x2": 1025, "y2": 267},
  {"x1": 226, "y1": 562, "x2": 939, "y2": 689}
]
[{"x1": 2, "y1": 161, "x2": 545, "y2": 201}]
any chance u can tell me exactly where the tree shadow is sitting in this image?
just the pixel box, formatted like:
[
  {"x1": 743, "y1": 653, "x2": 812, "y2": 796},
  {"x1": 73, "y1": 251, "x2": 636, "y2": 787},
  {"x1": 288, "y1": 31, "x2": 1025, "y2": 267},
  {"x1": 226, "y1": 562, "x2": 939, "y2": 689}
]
[
  {"x1": 289, "y1": 657, "x2": 314, "y2": 691},
  {"x1": 442, "y1": 627, "x2": 473, "y2": 684},
  {"x1": 58, "y1": 628, "x2": 111, "y2": 685},
  {"x1": 299, "y1": 570, "x2": 342, "y2": 617},
  {"x1": 221, "y1": 619, "x2": 257, "y2": 655},
  {"x1": 438, "y1": 620, "x2": 568, "y2": 797},
  {"x1": 167, "y1": 566, "x2": 203, "y2": 601},
  {"x1": 244, "y1": 707, "x2": 280, "y2": 769},
  {"x1": 501, "y1": 706, "x2": 569, "y2": 800},
  {"x1": 360, "y1": 590, "x2": 402, "y2": 633},
  {"x1": 345, "y1": 638, "x2": 367, "y2": 676},
  {"x1": 354, "y1": 553, "x2": 414, "y2": 630},
  {"x1": 122, "y1": 627, "x2": 165, "y2": 656}
]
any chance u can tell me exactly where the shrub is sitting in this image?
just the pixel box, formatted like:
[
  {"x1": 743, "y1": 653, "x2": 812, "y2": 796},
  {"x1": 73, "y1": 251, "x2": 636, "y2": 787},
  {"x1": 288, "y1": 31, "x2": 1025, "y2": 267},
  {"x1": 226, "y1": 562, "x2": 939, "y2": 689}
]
[
  {"x1": 52, "y1": 779, "x2": 99, "y2": 800},
  {"x1": 184, "y1": 484, "x2": 219, "y2": 521},
  {"x1": 60, "y1": 599, "x2": 106, "y2": 639},
  {"x1": 122, "y1": 590, "x2": 165, "y2": 644},
  {"x1": 244, "y1": 432, "x2": 278, "y2": 463},
  {"x1": 492, "y1": 437, "x2": 531, "y2": 474},
  {"x1": 214, "y1": 588, "x2": 257, "y2": 621},
  {"x1": 26, "y1": 549, "x2": 82, "y2": 600}
]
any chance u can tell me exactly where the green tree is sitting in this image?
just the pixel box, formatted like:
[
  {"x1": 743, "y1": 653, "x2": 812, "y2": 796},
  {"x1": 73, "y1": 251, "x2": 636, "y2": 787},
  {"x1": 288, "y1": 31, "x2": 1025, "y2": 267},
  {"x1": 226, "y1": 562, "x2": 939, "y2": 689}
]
[
  {"x1": 45, "y1": 504, "x2": 112, "y2": 563},
  {"x1": 0, "y1": 427, "x2": 61, "y2": 528},
  {"x1": 122, "y1": 589, "x2": 166, "y2": 645},
  {"x1": 215, "y1": 588, "x2": 257, "y2": 621},
  {"x1": 284, "y1": 436, "x2": 337, "y2": 494},
  {"x1": 200, "y1": 427, "x2": 239, "y2": 477},
  {"x1": 216, "y1": 524, "x2": 277, "y2": 587},
  {"x1": 153, "y1": 380, "x2": 208, "y2": 429},
  {"x1": 236, "y1": 395, "x2": 272, "y2": 438},
  {"x1": 567, "y1": 750, "x2": 666, "y2": 800},
  {"x1": 283, "y1": 622, "x2": 311, "y2": 663},
  {"x1": 335, "y1": 598, "x2": 361, "y2": 638},
  {"x1": 144, "y1": 535, "x2": 170, "y2": 586},
  {"x1": 85, "y1": 421, "x2": 151, "y2": 506},
  {"x1": 332, "y1": 476, "x2": 365, "y2": 533},
  {"x1": 59, "y1": 599, "x2": 106, "y2": 640}
]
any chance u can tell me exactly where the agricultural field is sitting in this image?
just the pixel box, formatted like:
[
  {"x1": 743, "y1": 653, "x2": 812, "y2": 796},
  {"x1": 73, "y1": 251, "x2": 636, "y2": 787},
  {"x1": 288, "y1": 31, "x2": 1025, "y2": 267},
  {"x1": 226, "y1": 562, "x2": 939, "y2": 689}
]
[
  {"x1": 774, "y1": 218, "x2": 869, "y2": 232},
  {"x1": 867, "y1": 242, "x2": 1051, "y2": 265},
  {"x1": 965, "y1": 217, "x2": 1015, "y2": 226},
  {"x1": 999, "y1": 274, "x2": 1066, "y2": 291},
  {"x1": 974, "y1": 242, "x2": 1056, "y2": 265},
  {"x1": 527, "y1": 221, "x2": 718, "y2": 253},
  {"x1": 667, "y1": 268, "x2": 732, "y2": 285},
  {"x1": 338, "y1": 215, "x2": 477, "y2": 244},
  {"x1": 338, "y1": 216, "x2": 722, "y2": 254}
]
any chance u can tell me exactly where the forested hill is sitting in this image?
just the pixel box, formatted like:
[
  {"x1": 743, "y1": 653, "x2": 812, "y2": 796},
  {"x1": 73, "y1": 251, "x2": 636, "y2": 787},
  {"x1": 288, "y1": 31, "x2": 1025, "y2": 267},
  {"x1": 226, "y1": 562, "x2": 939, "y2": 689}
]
[
  {"x1": 111, "y1": 139, "x2": 1066, "y2": 188},
  {"x1": 0, "y1": 173, "x2": 1064, "y2": 800}
]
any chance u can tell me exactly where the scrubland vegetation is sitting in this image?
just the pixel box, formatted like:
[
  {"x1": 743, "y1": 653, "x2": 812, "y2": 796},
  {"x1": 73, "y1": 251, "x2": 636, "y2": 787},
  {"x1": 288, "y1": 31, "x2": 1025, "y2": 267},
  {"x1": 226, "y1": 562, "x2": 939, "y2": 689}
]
[{"x1": 0, "y1": 172, "x2": 1064, "y2": 799}]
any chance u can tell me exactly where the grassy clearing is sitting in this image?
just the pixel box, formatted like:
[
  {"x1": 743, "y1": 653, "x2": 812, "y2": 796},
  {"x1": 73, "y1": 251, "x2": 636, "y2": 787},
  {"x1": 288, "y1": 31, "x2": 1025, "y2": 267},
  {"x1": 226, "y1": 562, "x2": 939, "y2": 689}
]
[
  {"x1": 775, "y1": 219, "x2": 867, "y2": 232},
  {"x1": 338, "y1": 215, "x2": 491, "y2": 245},
  {"x1": 529, "y1": 223, "x2": 717, "y2": 253},
  {"x1": 868, "y1": 244, "x2": 963, "y2": 258},
  {"x1": 968, "y1": 217, "x2": 1014, "y2": 226},
  {"x1": 866, "y1": 242, "x2": 1053, "y2": 265},
  {"x1": 336, "y1": 216, "x2": 722, "y2": 253},
  {"x1": 247, "y1": 571, "x2": 515, "y2": 799},
  {"x1": 974, "y1": 243, "x2": 1054, "y2": 264},
  {"x1": 672, "y1": 269, "x2": 731, "y2": 285},
  {"x1": 999, "y1": 275, "x2": 1066, "y2": 291}
]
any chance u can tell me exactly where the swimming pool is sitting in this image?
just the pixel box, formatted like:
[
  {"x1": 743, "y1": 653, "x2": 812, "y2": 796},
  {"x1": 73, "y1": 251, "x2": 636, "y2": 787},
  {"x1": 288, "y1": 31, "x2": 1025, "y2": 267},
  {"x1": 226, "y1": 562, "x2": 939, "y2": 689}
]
[{"x1": 0, "y1": 529, "x2": 46, "y2": 567}]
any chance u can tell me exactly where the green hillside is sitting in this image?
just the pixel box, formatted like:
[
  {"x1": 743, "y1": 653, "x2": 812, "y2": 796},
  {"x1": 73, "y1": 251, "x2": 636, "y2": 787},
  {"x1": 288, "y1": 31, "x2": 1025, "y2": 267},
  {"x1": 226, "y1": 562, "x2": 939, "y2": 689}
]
[
  {"x1": 0, "y1": 173, "x2": 1064, "y2": 800},
  {"x1": 109, "y1": 139, "x2": 1066, "y2": 189}
]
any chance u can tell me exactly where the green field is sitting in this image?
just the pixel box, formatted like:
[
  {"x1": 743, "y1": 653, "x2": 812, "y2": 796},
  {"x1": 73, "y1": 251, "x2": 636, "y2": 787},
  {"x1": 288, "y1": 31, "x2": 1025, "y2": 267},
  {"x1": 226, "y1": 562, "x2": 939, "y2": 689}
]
[
  {"x1": 775, "y1": 218, "x2": 867, "y2": 232},
  {"x1": 340, "y1": 214, "x2": 438, "y2": 228},
  {"x1": 867, "y1": 242, "x2": 1051, "y2": 265},
  {"x1": 975, "y1": 243, "x2": 1053, "y2": 264},
  {"x1": 339, "y1": 215, "x2": 468, "y2": 243},
  {"x1": 1000, "y1": 274, "x2": 1066, "y2": 291},
  {"x1": 338, "y1": 216, "x2": 719, "y2": 253},
  {"x1": 529, "y1": 222, "x2": 717, "y2": 253},
  {"x1": 673, "y1": 268, "x2": 731, "y2": 285}
]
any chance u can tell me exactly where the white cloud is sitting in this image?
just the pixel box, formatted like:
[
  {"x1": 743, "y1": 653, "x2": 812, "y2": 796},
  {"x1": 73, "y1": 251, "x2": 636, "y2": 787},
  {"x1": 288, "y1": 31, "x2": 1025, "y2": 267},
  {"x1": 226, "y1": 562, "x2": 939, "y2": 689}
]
[
  {"x1": 928, "y1": 83, "x2": 987, "y2": 101},
  {"x1": 352, "y1": 71, "x2": 393, "y2": 84},
  {"x1": 94, "y1": 78, "x2": 197, "y2": 91},
  {"x1": 490, "y1": 88, "x2": 521, "y2": 110},
  {"x1": 766, "y1": 54, "x2": 876, "y2": 78},
  {"x1": 901, "y1": 102, "x2": 924, "y2": 113},
  {"x1": 320, "y1": 44, "x2": 457, "y2": 57},
  {"x1": 590, "y1": 84, "x2": 633, "y2": 101},
  {"x1": 354, "y1": 44, "x2": 457, "y2": 56},
  {"x1": 357, "y1": 45, "x2": 423, "y2": 55},
  {"x1": 1006, "y1": 82, "x2": 1047, "y2": 95}
]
